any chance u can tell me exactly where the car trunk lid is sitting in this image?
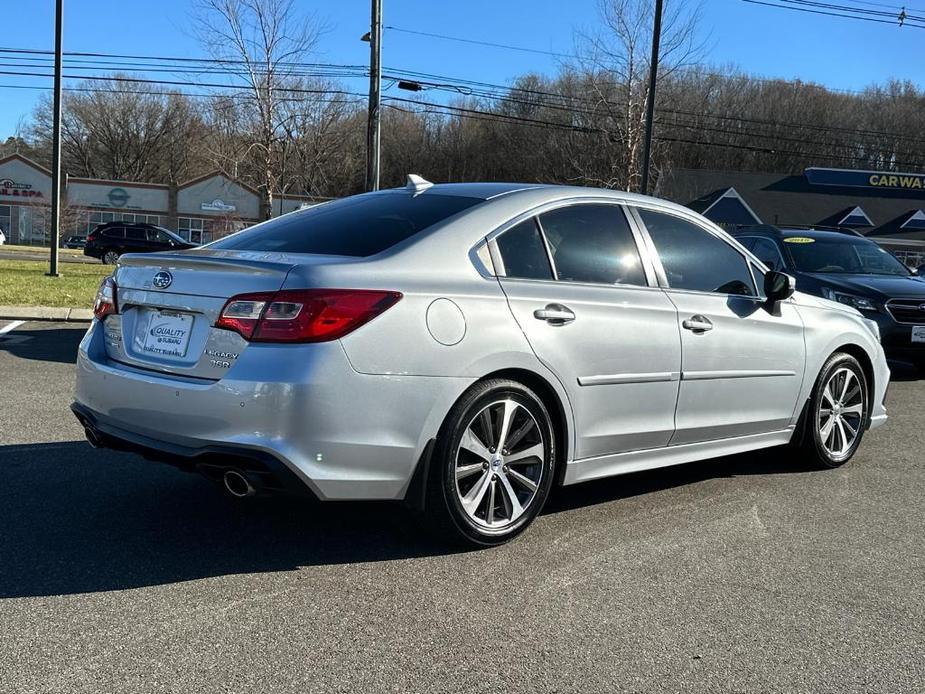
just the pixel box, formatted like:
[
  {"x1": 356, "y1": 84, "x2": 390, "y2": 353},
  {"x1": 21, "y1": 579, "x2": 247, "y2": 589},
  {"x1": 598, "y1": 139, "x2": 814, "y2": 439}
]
[{"x1": 103, "y1": 250, "x2": 307, "y2": 379}]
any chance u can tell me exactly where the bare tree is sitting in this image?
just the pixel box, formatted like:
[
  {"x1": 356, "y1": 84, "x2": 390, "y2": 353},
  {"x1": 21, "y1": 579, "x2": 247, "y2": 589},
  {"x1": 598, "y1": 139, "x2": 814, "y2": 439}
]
[
  {"x1": 572, "y1": 0, "x2": 708, "y2": 191},
  {"x1": 194, "y1": 0, "x2": 326, "y2": 219},
  {"x1": 30, "y1": 78, "x2": 201, "y2": 183}
]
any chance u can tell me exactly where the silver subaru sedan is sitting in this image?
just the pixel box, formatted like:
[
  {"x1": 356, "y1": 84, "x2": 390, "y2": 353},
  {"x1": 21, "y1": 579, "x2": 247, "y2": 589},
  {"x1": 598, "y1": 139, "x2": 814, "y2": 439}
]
[{"x1": 73, "y1": 177, "x2": 889, "y2": 546}]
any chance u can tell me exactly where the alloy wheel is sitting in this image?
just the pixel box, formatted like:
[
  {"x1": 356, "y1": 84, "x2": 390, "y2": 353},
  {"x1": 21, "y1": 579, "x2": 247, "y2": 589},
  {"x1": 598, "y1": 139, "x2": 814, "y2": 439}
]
[
  {"x1": 454, "y1": 399, "x2": 545, "y2": 530},
  {"x1": 818, "y1": 367, "x2": 865, "y2": 460}
]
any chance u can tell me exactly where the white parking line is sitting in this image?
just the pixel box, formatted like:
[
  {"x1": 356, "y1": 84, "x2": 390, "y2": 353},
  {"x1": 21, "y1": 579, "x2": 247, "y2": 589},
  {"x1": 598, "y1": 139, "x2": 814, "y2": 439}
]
[{"x1": 0, "y1": 320, "x2": 25, "y2": 335}]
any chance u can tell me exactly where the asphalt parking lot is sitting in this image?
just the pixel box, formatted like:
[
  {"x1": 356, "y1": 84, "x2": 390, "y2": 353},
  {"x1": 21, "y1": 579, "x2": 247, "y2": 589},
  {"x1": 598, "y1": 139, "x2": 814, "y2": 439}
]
[{"x1": 1, "y1": 321, "x2": 923, "y2": 693}]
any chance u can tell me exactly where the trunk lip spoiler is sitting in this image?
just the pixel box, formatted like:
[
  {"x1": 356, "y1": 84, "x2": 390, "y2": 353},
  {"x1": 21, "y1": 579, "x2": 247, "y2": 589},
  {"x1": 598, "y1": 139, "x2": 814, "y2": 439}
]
[{"x1": 117, "y1": 251, "x2": 298, "y2": 275}]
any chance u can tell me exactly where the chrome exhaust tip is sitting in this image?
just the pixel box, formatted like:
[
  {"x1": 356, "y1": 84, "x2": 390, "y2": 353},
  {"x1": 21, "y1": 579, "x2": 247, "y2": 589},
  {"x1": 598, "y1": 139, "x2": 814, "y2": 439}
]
[
  {"x1": 223, "y1": 469, "x2": 257, "y2": 499},
  {"x1": 84, "y1": 426, "x2": 103, "y2": 449}
]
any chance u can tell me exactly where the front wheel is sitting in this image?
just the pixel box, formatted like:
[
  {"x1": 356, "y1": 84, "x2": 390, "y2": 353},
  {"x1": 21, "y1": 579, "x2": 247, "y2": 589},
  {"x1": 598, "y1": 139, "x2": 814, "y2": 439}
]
[
  {"x1": 425, "y1": 379, "x2": 556, "y2": 547},
  {"x1": 800, "y1": 352, "x2": 868, "y2": 468}
]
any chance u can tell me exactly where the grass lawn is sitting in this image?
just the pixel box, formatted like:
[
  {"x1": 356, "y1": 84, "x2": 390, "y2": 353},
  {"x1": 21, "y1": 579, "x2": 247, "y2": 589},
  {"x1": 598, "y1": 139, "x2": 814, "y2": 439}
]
[
  {"x1": 0, "y1": 258, "x2": 110, "y2": 308},
  {"x1": 1, "y1": 244, "x2": 85, "y2": 256}
]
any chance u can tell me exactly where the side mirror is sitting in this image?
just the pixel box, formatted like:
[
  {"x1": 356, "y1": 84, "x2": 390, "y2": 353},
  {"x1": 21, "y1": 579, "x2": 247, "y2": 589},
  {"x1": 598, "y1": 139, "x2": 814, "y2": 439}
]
[
  {"x1": 764, "y1": 270, "x2": 796, "y2": 303},
  {"x1": 915, "y1": 265, "x2": 925, "y2": 277}
]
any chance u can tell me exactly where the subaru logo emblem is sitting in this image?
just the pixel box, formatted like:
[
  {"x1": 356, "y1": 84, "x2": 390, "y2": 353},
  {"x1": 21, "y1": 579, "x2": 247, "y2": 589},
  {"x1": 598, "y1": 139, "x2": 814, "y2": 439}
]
[
  {"x1": 152, "y1": 271, "x2": 172, "y2": 289},
  {"x1": 919, "y1": 304, "x2": 925, "y2": 312}
]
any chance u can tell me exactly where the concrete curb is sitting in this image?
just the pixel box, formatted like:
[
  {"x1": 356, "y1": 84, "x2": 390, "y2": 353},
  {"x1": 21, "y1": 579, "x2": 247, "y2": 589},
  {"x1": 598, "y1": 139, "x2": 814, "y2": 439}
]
[{"x1": 0, "y1": 306, "x2": 93, "y2": 322}]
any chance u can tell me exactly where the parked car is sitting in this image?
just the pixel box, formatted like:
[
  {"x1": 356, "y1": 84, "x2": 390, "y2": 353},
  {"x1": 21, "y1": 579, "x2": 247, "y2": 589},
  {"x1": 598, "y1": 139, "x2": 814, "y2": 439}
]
[
  {"x1": 72, "y1": 178, "x2": 889, "y2": 546},
  {"x1": 84, "y1": 222, "x2": 196, "y2": 264},
  {"x1": 733, "y1": 226, "x2": 925, "y2": 369},
  {"x1": 62, "y1": 235, "x2": 86, "y2": 249}
]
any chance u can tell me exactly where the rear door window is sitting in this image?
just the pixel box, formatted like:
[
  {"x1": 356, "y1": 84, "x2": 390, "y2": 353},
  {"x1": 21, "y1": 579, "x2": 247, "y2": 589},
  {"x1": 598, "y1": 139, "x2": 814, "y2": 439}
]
[
  {"x1": 538, "y1": 204, "x2": 646, "y2": 286},
  {"x1": 104, "y1": 227, "x2": 125, "y2": 239},
  {"x1": 146, "y1": 228, "x2": 170, "y2": 243},
  {"x1": 638, "y1": 209, "x2": 757, "y2": 296},
  {"x1": 496, "y1": 218, "x2": 553, "y2": 280},
  {"x1": 125, "y1": 228, "x2": 146, "y2": 241},
  {"x1": 210, "y1": 192, "x2": 483, "y2": 257}
]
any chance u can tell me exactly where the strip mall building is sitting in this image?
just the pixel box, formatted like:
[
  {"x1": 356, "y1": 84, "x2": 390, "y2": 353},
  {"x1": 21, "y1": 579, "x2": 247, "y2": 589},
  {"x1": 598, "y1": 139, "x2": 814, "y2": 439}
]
[
  {"x1": 0, "y1": 153, "x2": 318, "y2": 246},
  {"x1": 661, "y1": 166, "x2": 925, "y2": 268}
]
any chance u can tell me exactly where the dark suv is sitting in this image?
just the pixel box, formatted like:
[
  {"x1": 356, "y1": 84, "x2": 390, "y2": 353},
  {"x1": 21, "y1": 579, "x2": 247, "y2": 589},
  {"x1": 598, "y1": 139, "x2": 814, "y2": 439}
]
[
  {"x1": 84, "y1": 222, "x2": 196, "y2": 264},
  {"x1": 733, "y1": 225, "x2": 925, "y2": 367}
]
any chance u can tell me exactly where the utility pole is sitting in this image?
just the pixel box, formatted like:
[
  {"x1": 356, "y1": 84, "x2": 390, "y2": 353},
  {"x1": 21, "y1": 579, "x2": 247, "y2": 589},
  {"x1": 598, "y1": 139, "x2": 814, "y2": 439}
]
[
  {"x1": 48, "y1": 0, "x2": 64, "y2": 276},
  {"x1": 640, "y1": 0, "x2": 663, "y2": 196},
  {"x1": 365, "y1": 0, "x2": 382, "y2": 192}
]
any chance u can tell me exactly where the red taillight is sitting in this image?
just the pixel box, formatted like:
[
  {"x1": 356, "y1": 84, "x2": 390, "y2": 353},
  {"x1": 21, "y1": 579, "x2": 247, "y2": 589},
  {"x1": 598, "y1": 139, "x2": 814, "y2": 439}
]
[
  {"x1": 93, "y1": 276, "x2": 118, "y2": 320},
  {"x1": 215, "y1": 289, "x2": 402, "y2": 343},
  {"x1": 87, "y1": 232, "x2": 98, "y2": 242}
]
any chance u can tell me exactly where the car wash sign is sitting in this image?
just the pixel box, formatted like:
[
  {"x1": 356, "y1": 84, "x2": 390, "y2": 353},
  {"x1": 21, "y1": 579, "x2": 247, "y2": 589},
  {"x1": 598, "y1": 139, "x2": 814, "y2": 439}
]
[
  {"x1": 805, "y1": 167, "x2": 925, "y2": 194},
  {"x1": 0, "y1": 178, "x2": 43, "y2": 199}
]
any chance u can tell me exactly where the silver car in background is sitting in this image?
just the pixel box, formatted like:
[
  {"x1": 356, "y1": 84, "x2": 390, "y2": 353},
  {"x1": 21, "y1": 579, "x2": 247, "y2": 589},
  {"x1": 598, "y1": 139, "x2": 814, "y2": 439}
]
[{"x1": 73, "y1": 177, "x2": 889, "y2": 545}]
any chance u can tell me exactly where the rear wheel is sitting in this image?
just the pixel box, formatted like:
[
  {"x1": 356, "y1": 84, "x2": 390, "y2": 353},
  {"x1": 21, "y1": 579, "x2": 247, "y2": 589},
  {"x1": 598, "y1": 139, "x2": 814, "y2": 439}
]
[
  {"x1": 425, "y1": 379, "x2": 555, "y2": 546},
  {"x1": 102, "y1": 250, "x2": 120, "y2": 265},
  {"x1": 800, "y1": 352, "x2": 868, "y2": 468}
]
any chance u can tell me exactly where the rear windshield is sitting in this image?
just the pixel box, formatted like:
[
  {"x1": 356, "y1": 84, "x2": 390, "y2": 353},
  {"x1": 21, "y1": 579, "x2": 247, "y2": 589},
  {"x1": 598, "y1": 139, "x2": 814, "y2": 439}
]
[{"x1": 208, "y1": 192, "x2": 483, "y2": 257}]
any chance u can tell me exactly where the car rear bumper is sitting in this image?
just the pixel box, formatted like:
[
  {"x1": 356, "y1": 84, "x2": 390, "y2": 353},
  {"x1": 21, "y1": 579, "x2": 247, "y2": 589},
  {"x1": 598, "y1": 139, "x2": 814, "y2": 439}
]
[{"x1": 73, "y1": 319, "x2": 473, "y2": 500}]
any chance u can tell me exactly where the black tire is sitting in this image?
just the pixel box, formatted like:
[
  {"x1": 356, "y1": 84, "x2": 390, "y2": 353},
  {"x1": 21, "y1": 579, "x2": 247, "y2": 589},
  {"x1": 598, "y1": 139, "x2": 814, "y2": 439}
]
[
  {"x1": 799, "y1": 352, "x2": 868, "y2": 468},
  {"x1": 102, "y1": 250, "x2": 119, "y2": 265},
  {"x1": 425, "y1": 378, "x2": 556, "y2": 547}
]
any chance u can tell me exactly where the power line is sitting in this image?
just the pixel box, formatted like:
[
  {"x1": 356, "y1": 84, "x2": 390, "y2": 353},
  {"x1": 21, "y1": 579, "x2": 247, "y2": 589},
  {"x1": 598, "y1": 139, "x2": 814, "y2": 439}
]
[
  {"x1": 383, "y1": 96, "x2": 925, "y2": 169},
  {"x1": 741, "y1": 0, "x2": 925, "y2": 26},
  {"x1": 383, "y1": 26, "x2": 578, "y2": 59},
  {"x1": 2, "y1": 48, "x2": 923, "y2": 164},
  {"x1": 4, "y1": 56, "x2": 924, "y2": 150},
  {"x1": 0, "y1": 46, "x2": 370, "y2": 72},
  {"x1": 839, "y1": 0, "x2": 925, "y2": 12},
  {"x1": 779, "y1": 0, "x2": 925, "y2": 21}
]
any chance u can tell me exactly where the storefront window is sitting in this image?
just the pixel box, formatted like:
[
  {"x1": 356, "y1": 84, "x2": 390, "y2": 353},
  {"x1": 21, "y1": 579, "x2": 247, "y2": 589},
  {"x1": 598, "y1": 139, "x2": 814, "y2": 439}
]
[
  {"x1": 16, "y1": 206, "x2": 48, "y2": 246},
  {"x1": 0, "y1": 205, "x2": 10, "y2": 242},
  {"x1": 178, "y1": 217, "x2": 212, "y2": 244}
]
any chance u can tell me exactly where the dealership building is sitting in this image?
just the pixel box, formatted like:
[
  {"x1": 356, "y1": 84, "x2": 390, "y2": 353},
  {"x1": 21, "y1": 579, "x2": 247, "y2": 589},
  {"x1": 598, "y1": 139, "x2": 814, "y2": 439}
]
[
  {"x1": 660, "y1": 166, "x2": 925, "y2": 268},
  {"x1": 0, "y1": 153, "x2": 319, "y2": 246}
]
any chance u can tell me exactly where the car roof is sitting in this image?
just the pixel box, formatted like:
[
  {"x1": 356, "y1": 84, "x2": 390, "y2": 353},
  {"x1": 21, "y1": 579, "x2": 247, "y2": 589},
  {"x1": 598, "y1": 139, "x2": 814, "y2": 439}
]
[{"x1": 380, "y1": 181, "x2": 701, "y2": 217}]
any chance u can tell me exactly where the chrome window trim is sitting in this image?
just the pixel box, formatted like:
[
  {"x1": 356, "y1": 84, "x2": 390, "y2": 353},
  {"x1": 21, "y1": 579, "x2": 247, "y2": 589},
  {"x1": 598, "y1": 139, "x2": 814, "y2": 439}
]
[
  {"x1": 469, "y1": 241, "x2": 496, "y2": 278},
  {"x1": 533, "y1": 215, "x2": 560, "y2": 281},
  {"x1": 483, "y1": 197, "x2": 659, "y2": 290},
  {"x1": 497, "y1": 275, "x2": 675, "y2": 295},
  {"x1": 629, "y1": 203, "x2": 769, "y2": 299}
]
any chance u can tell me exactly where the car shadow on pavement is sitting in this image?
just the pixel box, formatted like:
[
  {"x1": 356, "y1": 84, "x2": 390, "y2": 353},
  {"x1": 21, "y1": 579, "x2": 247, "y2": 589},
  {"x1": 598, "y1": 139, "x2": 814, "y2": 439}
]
[
  {"x1": 0, "y1": 441, "x2": 461, "y2": 599},
  {"x1": 0, "y1": 327, "x2": 84, "y2": 364},
  {"x1": 0, "y1": 438, "x2": 811, "y2": 599},
  {"x1": 545, "y1": 445, "x2": 805, "y2": 515}
]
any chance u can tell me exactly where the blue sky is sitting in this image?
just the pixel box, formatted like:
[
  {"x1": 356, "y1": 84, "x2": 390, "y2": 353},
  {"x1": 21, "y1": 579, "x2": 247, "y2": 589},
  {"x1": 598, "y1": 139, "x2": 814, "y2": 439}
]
[{"x1": 1, "y1": 0, "x2": 922, "y2": 138}]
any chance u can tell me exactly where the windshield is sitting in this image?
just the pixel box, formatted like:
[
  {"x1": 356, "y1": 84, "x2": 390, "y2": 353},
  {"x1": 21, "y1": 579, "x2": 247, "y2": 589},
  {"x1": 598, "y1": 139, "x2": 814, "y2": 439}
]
[{"x1": 785, "y1": 238, "x2": 910, "y2": 276}]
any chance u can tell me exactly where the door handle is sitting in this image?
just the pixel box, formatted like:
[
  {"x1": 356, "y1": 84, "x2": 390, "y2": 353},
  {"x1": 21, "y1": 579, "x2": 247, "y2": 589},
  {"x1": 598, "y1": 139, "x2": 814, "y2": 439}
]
[
  {"x1": 533, "y1": 303, "x2": 575, "y2": 325},
  {"x1": 682, "y1": 315, "x2": 713, "y2": 332}
]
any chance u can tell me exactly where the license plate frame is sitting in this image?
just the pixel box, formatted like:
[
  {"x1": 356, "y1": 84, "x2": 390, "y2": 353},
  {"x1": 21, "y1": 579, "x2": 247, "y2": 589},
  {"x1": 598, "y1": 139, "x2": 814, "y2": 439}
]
[
  {"x1": 912, "y1": 326, "x2": 925, "y2": 344},
  {"x1": 139, "y1": 309, "x2": 194, "y2": 359}
]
